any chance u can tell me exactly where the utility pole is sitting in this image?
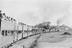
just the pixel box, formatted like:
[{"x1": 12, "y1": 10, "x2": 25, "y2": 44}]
[
  {"x1": 13, "y1": 19, "x2": 16, "y2": 42},
  {"x1": 22, "y1": 25, "x2": 24, "y2": 38},
  {"x1": 16, "y1": 25, "x2": 19, "y2": 41},
  {"x1": 0, "y1": 10, "x2": 3, "y2": 34},
  {"x1": 18, "y1": 22, "x2": 25, "y2": 38}
]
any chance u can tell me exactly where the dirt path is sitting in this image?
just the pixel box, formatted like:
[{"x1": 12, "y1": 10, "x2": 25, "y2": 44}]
[
  {"x1": 10, "y1": 34, "x2": 41, "y2": 48},
  {"x1": 37, "y1": 33, "x2": 72, "y2": 48}
]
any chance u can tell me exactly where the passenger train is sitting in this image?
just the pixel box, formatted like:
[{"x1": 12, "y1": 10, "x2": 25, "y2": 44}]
[
  {"x1": 0, "y1": 11, "x2": 35, "y2": 48},
  {"x1": 1, "y1": 12, "x2": 33, "y2": 36}
]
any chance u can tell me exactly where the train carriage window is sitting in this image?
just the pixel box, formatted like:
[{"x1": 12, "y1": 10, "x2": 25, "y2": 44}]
[
  {"x1": 5, "y1": 30, "x2": 7, "y2": 36},
  {"x1": 2, "y1": 30, "x2": 4, "y2": 36},
  {"x1": 11, "y1": 31, "x2": 14, "y2": 35},
  {"x1": 18, "y1": 30, "x2": 22, "y2": 34},
  {"x1": 8, "y1": 31, "x2": 10, "y2": 33},
  {"x1": 7, "y1": 31, "x2": 10, "y2": 36}
]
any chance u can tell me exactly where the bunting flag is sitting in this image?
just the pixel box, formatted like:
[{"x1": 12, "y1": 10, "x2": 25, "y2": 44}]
[
  {"x1": 13, "y1": 19, "x2": 16, "y2": 21},
  {"x1": 0, "y1": 11, "x2": 16, "y2": 22},
  {"x1": 2, "y1": 13, "x2": 6, "y2": 18}
]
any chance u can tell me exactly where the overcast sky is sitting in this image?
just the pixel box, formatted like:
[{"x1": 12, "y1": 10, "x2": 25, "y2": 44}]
[{"x1": 0, "y1": 0, "x2": 72, "y2": 26}]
